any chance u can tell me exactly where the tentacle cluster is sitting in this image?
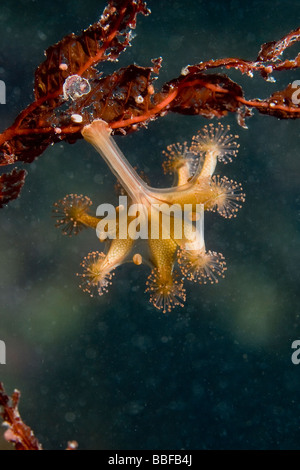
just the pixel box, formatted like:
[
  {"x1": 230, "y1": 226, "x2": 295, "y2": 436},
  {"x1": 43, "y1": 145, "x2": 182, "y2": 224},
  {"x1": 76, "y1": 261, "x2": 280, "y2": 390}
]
[
  {"x1": 77, "y1": 251, "x2": 114, "y2": 297},
  {"x1": 191, "y1": 122, "x2": 240, "y2": 164},
  {"x1": 53, "y1": 194, "x2": 92, "y2": 236},
  {"x1": 145, "y1": 269, "x2": 186, "y2": 314},
  {"x1": 205, "y1": 175, "x2": 246, "y2": 218},
  {"x1": 178, "y1": 249, "x2": 227, "y2": 284},
  {"x1": 162, "y1": 142, "x2": 200, "y2": 184}
]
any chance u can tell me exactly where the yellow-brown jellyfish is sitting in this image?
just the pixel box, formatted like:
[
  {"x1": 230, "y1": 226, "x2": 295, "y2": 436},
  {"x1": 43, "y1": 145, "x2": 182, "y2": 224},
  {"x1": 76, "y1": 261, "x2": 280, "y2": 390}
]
[{"x1": 53, "y1": 119, "x2": 245, "y2": 313}]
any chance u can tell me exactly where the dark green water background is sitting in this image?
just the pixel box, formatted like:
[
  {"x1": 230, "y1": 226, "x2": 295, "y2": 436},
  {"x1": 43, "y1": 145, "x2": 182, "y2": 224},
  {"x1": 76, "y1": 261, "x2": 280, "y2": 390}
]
[{"x1": 0, "y1": 0, "x2": 299, "y2": 450}]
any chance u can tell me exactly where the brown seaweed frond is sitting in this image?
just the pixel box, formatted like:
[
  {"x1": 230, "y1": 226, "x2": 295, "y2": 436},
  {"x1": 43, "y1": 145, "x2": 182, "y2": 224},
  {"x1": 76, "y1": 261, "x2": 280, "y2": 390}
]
[
  {"x1": 0, "y1": 382, "x2": 78, "y2": 450},
  {"x1": 0, "y1": 382, "x2": 42, "y2": 450},
  {"x1": 0, "y1": 1, "x2": 299, "y2": 206}
]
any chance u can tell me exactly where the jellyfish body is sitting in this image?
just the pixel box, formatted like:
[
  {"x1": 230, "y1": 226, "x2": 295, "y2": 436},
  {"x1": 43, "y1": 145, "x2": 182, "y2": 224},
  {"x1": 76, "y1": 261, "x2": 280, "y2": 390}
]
[{"x1": 54, "y1": 120, "x2": 244, "y2": 313}]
